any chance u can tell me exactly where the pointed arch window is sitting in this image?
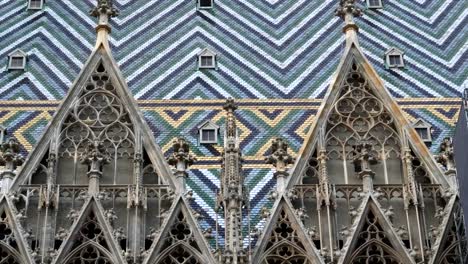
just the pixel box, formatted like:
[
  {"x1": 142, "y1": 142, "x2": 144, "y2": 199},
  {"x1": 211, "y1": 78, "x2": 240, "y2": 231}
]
[
  {"x1": 198, "y1": 48, "x2": 217, "y2": 69},
  {"x1": 28, "y1": 0, "x2": 44, "y2": 10},
  {"x1": 198, "y1": 0, "x2": 214, "y2": 9},
  {"x1": 198, "y1": 120, "x2": 219, "y2": 144},
  {"x1": 412, "y1": 118, "x2": 432, "y2": 143},
  {"x1": 7, "y1": 50, "x2": 27, "y2": 70},
  {"x1": 367, "y1": 0, "x2": 383, "y2": 9},
  {"x1": 385, "y1": 48, "x2": 405, "y2": 68}
]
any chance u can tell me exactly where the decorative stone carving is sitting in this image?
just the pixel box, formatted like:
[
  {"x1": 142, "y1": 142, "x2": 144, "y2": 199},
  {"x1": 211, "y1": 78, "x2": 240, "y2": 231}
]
[
  {"x1": 90, "y1": 0, "x2": 119, "y2": 18},
  {"x1": 335, "y1": 0, "x2": 362, "y2": 20},
  {"x1": 0, "y1": 137, "x2": 24, "y2": 185},
  {"x1": 167, "y1": 137, "x2": 195, "y2": 191}
]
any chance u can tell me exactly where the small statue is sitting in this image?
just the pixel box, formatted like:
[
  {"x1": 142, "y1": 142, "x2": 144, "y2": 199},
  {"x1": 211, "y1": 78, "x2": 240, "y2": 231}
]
[
  {"x1": 55, "y1": 227, "x2": 69, "y2": 240},
  {"x1": 113, "y1": 227, "x2": 126, "y2": 241},
  {"x1": 203, "y1": 227, "x2": 213, "y2": 239},
  {"x1": 104, "y1": 209, "x2": 118, "y2": 226},
  {"x1": 261, "y1": 207, "x2": 270, "y2": 219},
  {"x1": 66, "y1": 209, "x2": 79, "y2": 222},
  {"x1": 146, "y1": 227, "x2": 159, "y2": 241}
]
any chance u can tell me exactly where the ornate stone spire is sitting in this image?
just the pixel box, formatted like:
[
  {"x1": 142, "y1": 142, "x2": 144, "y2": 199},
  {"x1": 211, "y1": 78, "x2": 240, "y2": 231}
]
[
  {"x1": 90, "y1": 0, "x2": 119, "y2": 48},
  {"x1": 0, "y1": 137, "x2": 24, "y2": 193},
  {"x1": 219, "y1": 99, "x2": 247, "y2": 264},
  {"x1": 266, "y1": 137, "x2": 294, "y2": 193},
  {"x1": 167, "y1": 137, "x2": 196, "y2": 192},
  {"x1": 335, "y1": 0, "x2": 362, "y2": 41}
]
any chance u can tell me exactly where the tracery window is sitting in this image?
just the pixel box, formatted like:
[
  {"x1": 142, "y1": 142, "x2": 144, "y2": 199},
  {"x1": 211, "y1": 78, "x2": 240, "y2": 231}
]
[
  {"x1": 155, "y1": 212, "x2": 202, "y2": 264},
  {"x1": 58, "y1": 62, "x2": 135, "y2": 184},
  {"x1": 261, "y1": 209, "x2": 311, "y2": 264},
  {"x1": 437, "y1": 202, "x2": 468, "y2": 264},
  {"x1": 349, "y1": 210, "x2": 403, "y2": 264},
  {"x1": 0, "y1": 212, "x2": 21, "y2": 264},
  {"x1": 325, "y1": 63, "x2": 402, "y2": 184},
  {"x1": 63, "y1": 212, "x2": 113, "y2": 264}
]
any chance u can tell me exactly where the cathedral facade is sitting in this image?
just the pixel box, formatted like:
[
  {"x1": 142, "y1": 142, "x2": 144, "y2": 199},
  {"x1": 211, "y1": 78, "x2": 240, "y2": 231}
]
[{"x1": 0, "y1": 0, "x2": 466, "y2": 263}]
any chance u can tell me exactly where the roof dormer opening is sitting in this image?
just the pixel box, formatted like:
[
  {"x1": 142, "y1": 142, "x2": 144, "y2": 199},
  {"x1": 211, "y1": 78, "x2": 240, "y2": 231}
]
[
  {"x1": 8, "y1": 50, "x2": 27, "y2": 70},
  {"x1": 28, "y1": 0, "x2": 44, "y2": 10},
  {"x1": 198, "y1": 0, "x2": 214, "y2": 9},
  {"x1": 198, "y1": 48, "x2": 217, "y2": 69},
  {"x1": 367, "y1": 0, "x2": 383, "y2": 9},
  {"x1": 412, "y1": 118, "x2": 432, "y2": 143},
  {"x1": 198, "y1": 120, "x2": 219, "y2": 144},
  {"x1": 385, "y1": 48, "x2": 405, "y2": 68}
]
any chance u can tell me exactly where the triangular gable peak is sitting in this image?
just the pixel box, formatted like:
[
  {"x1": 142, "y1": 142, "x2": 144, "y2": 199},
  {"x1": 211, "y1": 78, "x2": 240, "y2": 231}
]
[
  {"x1": 51, "y1": 196, "x2": 126, "y2": 264},
  {"x1": 143, "y1": 196, "x2": 216, "y2": 264},
  {"x1": 198, "y1": 48, "x2": 217, "y2": 57},
  {"x1": 0, "y1": 196, "x2": 35, "y2": 264},
  {"x1": 289, "y1": 42, "x2": 450, "y2": 189},
  {"x1": 339, "y1": 194, "x2": 415, "y2": 264},
  {"x1": 429, "y1": 196, "x2": 468, "y2": 264},
  {"x1": 8, "y1": 49, "x2": 27, "y2": 58},
  {"x1": 384, "y1": 47, "x2": 405, "y2": 56},
  {"x1": 252, "y1": 196, "x2": 324, "y2": 264},
  {"x1": 11, "y1": 44, "x2": 176, "y2": 190},
  {"x1": 197, "y1": 120, "x2": 219, "y2": 130}
]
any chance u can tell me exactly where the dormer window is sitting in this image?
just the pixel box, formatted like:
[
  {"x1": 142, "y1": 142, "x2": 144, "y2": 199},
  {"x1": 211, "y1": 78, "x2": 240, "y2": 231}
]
[
  {"x1": 412, "y1": 118, "x2": 432, "y2": 143},
  {"x1": 198, "y1": 120, "x2": 219, "y2": 144},
  {"x1": 198, "y1": 0, "x2": 214, "y2": 9},
  {"x1": 385, "y1": 48, "x2": 405, "y2": 68},
  {"x1": 367, "y1": 0, "x2": 383, "y2": 9},
  {"x1": 8, "y1": 50, "x2": 27, "y2": 70},
  {"x1": 198, "y1": 48, "x2": 217, "y2": 69},
  {"x1": 28, "y1": 0, "x2": 44, "y2": 10}
]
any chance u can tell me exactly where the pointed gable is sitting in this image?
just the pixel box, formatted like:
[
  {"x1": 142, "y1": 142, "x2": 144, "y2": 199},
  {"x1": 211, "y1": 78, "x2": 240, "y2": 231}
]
[
  {"x1": 143, "y1": 196, "x2": 215, "y2": 264},
  {"x1": 11, "y1": 45, "x2": 176, "y2": 189},
  {"x1": 52, "y1": 197, "x2": 126, "y2": 264},
  {"x1": 289, "y1": 42, "x2": 450, "y2": 189},
  {"x1": 253, "y1": 197, "x2": 323, "y2": 264},
  {"x1": 0, "y1": 197, "x2": 35, "y2": 264},
  {"x1": 430, "y1": 196, "x2": 468, "y2": 264},
  {"x1": 339, "y1": 195, "x2": 414, "y2": 264}
]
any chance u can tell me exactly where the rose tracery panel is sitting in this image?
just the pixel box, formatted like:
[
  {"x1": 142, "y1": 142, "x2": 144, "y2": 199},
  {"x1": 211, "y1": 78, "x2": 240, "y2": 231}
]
[
  {"x1": 325, "y1": 63, "x2": 402, "y2": 185},
  {"x1": 57, "y1": 62, "x2": 135, "y2": 185}
]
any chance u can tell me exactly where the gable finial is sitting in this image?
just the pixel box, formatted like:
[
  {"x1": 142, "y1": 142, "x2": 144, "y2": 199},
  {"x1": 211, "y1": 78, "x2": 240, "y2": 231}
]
[
  {"x1": 335, "y1": 0, "x2": 362, "y2": 37},
  {"x1": 90, "y1": 0, "x2": 119, "y2": 48}
]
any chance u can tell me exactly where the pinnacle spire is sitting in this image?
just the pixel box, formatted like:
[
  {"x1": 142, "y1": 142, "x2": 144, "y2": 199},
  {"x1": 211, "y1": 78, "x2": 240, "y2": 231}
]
[
  {"x1": 90, "y1": 0, "x2": 119, "y2": 48},
  {"x1": 335, "y1": 0, "x2": 362, "y2": 41}
]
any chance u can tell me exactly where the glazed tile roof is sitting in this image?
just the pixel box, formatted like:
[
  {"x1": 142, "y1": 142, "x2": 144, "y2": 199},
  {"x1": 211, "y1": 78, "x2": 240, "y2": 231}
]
[{"x1": 0, "y1": 0, "x2": 466, "y2": 100}]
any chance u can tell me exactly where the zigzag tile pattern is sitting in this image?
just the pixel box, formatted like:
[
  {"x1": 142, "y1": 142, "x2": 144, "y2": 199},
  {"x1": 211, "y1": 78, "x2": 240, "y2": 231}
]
[
  {"x1": 0, "y1": 98, "x2": 460, "y2": 239},
  {"x1": 0, "y1": 0, "x2": 466, "y2": 100}
]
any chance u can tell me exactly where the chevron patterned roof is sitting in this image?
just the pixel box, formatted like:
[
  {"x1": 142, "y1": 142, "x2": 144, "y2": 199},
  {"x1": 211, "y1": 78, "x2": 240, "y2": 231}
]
[{"x1": 0, "y1": 0, "x2": 466, "y2": 100}]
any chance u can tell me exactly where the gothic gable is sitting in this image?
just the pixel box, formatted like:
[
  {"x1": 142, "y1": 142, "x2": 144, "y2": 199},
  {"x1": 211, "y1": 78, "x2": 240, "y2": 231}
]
[
  {"x1": 289, "y1": 42, "x2": 449, "y2": 189},
  {"x1": 430, "y1": 196, "x2": 468, "y2": 264},
  {"x1": 143, "y1": 196, "x2": 215, "y2": 264},
  {"x1": 11, "y1": 45, "x2": 175, "y2": 189},
  {"x1": 253, "y1": 197, "x2": 323, "y2": 264},
  {"x1": 52, "y1": 196, "x2": 126, "y2": 264},
  {"x1": 0, "y1": 197, "x2": 35, "y2": 264},
  {"x1": 339, "y1": 195, "x2": 414, "y2": 264}
]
